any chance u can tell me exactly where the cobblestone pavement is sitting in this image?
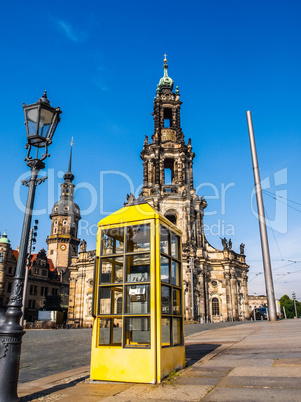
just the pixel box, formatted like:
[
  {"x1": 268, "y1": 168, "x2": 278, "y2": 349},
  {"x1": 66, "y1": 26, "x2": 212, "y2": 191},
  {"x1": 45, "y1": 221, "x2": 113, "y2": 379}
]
[
  {"x1": 19, "y1": 321, "x2": 252, "y2": 383},
  {"x1": 18, "y1": 320, "x2": 301, "y2": 401}
]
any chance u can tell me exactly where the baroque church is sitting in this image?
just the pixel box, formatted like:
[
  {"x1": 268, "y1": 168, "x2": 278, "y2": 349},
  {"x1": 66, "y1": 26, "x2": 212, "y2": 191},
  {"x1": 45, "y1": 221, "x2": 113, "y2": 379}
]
[{"x1": 65, "y1": 58, "x2": 250, "y2": 327}]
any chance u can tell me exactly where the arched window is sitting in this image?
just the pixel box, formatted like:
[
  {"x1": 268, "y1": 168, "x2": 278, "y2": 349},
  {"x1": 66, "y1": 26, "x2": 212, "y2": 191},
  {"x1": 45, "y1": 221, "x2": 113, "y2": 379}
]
[
  {"x1": 164, "y1": 108, "x2": 172, "y2": 128},
  {"x1": 165, "y1": 213, "x2": 177, "y2": 225},
  {"x1": 212, "y1": 297, "x2": 220, "y2": 316},
  {"x1": 164, "y1": 159, "x2": 174, "y2": 185},
  {"x1": 117, "y1": 297, "x2": 122, "y2": 314}
]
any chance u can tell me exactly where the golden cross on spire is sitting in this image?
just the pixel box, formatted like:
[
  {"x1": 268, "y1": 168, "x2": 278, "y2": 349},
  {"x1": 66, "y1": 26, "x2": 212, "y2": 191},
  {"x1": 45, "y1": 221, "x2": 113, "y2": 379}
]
[{"x1": 164, "y1": 53, "x2": 167, "y2": 62}]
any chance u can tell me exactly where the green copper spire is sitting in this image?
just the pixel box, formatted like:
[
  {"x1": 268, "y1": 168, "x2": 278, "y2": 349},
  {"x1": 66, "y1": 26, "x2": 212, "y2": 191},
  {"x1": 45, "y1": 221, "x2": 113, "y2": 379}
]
[
  {"x1": 0, "y1": 229, "x2": 10, "y2": 244},
  {"x1": 157, "y1": 55, "x2": 174, "y2": 91}
]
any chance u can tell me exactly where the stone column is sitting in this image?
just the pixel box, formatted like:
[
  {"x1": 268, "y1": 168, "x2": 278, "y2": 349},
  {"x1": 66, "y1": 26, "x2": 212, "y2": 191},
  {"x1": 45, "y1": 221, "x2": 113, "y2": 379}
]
[
  {"x1": 190, "y1": 161, "x2": 194, "y2": 188},
  {"x1": 155, "y1": 150, "x2": 160, "y2": 185},
  {"x1": 242, "y1": 272, "x2": 249, "y2": 320},
  {"x1": 160, "y1": 156, "x2": 164, "y2": 186},
  {"x1": 67, "y1": 276, "x2": 76, "y2": 325},
  {"x1": 224, "y1": 270, "x2": 232, "y2": 321},
  {"x1": 196, "y1": 212, "x2": 202, "y2": 248},
  {"x1": 199, "y1": 267, "x2": 205, "y2": 322},
  {"x1": 204, "y1": 270, "x2": 210, "y2": 321},
  {"x1": 143, "y1": 160, "x2": 148, "y2": 187},
  {"x1": 230, "y1": 270, "x2": 238, "y2": 320}
]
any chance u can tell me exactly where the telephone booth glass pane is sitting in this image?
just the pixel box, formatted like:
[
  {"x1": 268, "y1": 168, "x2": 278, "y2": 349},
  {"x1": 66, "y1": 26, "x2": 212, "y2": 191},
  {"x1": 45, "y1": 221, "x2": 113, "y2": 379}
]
[
  {"x1": 112, "y1": 318, "x2": 122, "y2": 345},
  {"x1": 161, "y1": 318, "x2": 171, "y2": 346},
  {"x1": 101, "y1": 228, "x2": 124, "y2": 255},
  {"x1": 99, "y1": 318, "x2": 111, "y2": 345},
  {"x1": 125, "y1": 284, "x2": 150, "y2": 314},
  {"x1": 126, "y1": 225, "x2": 150, "y2": 252},
  {"x1": 161, "y1": 256, "x2": 169, "y2": 283},
  {"x1": 171, "y1": 261, "x2": 180, "y2": 286},
  {"x1": 126, "y1": 254, "x2": 150, "y2": 282},
  {"x1": 125, "y1": 317, "x2": 150, "y2": 347},
  {"x1": 160, "y1": 226, "x2": 169, "y2": 254},
  {"x1": 171, "y1": 234, "x2": 180, "y2": 259},
  {"x1": 173, "y1": 318, "x2": 182, "y2": 345},
  {"x1": 161, "y1": 285, "x2": 171, "y2": 314},
  {"x1": 99, "y1": 318, "x2": 122, "y2": 346},
  {"x1": 98, "y1": 286, "x2": 123, "y2": 315},
  {"x1": 100, "y1": 257, "x2": 123, "y2": 284},
  {"x1": 172, "y1": 289, "x2": 181, "y2": 315}
]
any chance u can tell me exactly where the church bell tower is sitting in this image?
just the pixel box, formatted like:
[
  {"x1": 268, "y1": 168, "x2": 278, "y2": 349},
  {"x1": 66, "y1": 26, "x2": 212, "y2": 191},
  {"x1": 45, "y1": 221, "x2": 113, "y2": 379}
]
[
  {"x1": 140, "y1": 57, "x2": 207, "y2": 247},
  {"x1": 47, "y1": 142, "x2": 81, "y2": 274}
]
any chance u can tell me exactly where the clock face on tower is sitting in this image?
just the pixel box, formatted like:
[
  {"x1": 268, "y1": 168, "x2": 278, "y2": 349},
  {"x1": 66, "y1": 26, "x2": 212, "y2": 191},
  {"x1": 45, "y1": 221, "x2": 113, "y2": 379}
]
[{"x1": 60, "y1": 244, "x2": 67, "y2": 251}]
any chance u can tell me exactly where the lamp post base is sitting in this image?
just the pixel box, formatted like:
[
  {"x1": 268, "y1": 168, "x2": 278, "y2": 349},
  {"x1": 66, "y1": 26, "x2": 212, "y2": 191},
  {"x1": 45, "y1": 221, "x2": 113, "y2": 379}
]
[{"x1": 0, "y1": 303, "x2": 25, "y2": 402}]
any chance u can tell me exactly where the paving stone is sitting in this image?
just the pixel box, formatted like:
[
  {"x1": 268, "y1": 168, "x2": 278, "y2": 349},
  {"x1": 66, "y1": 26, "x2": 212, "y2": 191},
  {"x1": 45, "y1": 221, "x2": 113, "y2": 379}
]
[
  {"x1": 175, "y1": 376, "x2": 220, "y2": 386},
  {"x1": 202, "y1": 386, "x2": 301, "y2": 401},
  {"x1": 102, "y1": 384, "x2": 214, "y2": 401},
  {"x1": 202, "y1": 358, "x2": 274, "y2": 367},
  {"x1": 274, "y1": 358, "x2": 301, "y2": 367},
  {"x1": 183, "y1": 368, "x2": 232, "y2": 378},
  {"x1": 218, "y1": 375, "x2": 301, "y2": 389},
  {"x1": 228, "y1": 366, "x2": 301, "y2": 377}
]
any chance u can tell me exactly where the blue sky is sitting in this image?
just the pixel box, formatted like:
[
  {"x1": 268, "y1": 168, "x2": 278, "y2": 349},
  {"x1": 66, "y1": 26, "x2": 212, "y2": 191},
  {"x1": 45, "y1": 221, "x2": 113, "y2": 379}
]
[{"x1": 0, "y1": 0, "x2": 300, "y2": 299}]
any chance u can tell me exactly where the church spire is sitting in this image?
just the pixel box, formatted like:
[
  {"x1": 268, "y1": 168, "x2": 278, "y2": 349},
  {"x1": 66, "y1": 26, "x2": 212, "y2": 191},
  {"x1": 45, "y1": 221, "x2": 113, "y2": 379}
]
[
  {"x1": 63, "y1": 138, "x2": 74, "y2": 183},
  {"x1": 157, "y1": 54, "x2": 174, "y2": 91}
]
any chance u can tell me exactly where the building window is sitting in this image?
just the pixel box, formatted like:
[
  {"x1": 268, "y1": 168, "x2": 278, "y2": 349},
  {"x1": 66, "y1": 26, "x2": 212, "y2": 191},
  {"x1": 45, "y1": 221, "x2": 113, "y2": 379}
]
[
  {"x1": 63, "y1": 220, "x2": 67, "y2": 225},
  {"x1": 164, "y1": 159, "x2": 174, "y2": 185},
  {"x1": 165, "y1": 213, "x2": 177, "y2": 226},
  {"x1": 211, "y1": 280, "x2": 218, "y2": 287},
  {"x1": 50, "y1": 250, "x2": 54, "y2": 255},
  {"x1": 54, "y1": 220, "x2": 58, "y2": 226},
  {"x1": 42, "y1": 269, "x2": 47, "y2": 276},
  {"x1": 0, "y1": 253, "x2": 3, "y2": 262},
  {"x1": 41, "y1": 287, "x2": 48, "y2": 297},
  {"x1": 8, "y1": 266, "x2": 13, "y2": 274},
  {"x1": 34, "y1": 268, "x2": 39, "y2": 275},
  {"x1": 52, "y1": 288, "x2": 58, "y2": 296},
  {"x1": 163, "y1": 108, "x2": 172, "y2": 128},
  {"x1": 212, "y1": 298, "x2": 220, "y2": 316},
  {"x1": 54, "y1": 228, "x2": 57, "y2": 234},
  {"x1": 7, "y1": 282, "x2": 12, "y2": 293},
  {"x1": 28, "y1": 300, "x2": 35, "y2": 309},
  {"x1": 30, "y1": 285, "x2": 37, "y2": 296}
]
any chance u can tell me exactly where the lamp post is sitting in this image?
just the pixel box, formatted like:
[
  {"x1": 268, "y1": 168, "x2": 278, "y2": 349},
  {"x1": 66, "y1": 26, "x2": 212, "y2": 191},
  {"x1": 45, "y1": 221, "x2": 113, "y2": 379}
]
[
  {"x1": 0, "y1": 91, "x2": 61, "y2": 402},
  {"x1": 21, "y1": 220, "x2": 38, "y2": 327}
]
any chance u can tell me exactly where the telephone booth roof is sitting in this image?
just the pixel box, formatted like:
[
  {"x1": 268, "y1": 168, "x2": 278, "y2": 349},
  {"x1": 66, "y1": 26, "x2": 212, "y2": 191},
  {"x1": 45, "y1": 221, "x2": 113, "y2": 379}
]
[{"x1": 98, "y1": 201, "x2": 181, "y2": 234}]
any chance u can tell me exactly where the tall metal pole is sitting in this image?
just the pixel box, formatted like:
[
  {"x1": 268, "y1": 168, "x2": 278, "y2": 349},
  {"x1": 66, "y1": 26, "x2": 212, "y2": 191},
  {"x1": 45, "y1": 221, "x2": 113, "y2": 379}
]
[
  {"x1": 292, "y1": 292, "x2": 297, "y2": 318},
  {"x1": 246, "y1": 111, "x2": 277, "y2": 322},
  {"x1": 21, "y1": 228, "x2": 34, "y2": 327},
  {"x1": 190, "y1": 257, "x2": 195, "y2": 321},
  {"x1": 0, "y1": 159, "x2": 44, "y2": 402}
]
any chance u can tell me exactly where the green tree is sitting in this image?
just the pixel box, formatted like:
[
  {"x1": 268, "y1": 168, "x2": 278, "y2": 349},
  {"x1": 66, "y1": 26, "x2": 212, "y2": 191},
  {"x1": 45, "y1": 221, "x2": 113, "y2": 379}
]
[{"x1": 280, "y1": 294, "x2": 301, "y2": 318}]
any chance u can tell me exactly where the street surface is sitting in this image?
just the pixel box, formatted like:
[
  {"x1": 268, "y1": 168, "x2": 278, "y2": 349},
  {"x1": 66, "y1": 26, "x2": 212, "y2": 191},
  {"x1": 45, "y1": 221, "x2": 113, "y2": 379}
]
[
  {"x1": 20, "y1": 321, "x2": 248, "y2": 383},
  {"x1": 19, "y1": 319, "x2": 301, "y2": 401}
]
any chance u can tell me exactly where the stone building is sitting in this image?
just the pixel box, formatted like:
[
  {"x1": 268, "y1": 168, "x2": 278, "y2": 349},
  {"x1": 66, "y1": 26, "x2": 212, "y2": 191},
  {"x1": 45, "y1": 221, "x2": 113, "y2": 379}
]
[
  {"x1": 46, "y1": 144, "x2": 81, "y2": 276},
  {"x1": 0, "y1": 231, "x2": 63, "y2": 323},
  {"x1": 248, "y1": 295, "x2": 268, "y2": 311},
  {"x1": 67, "y1": 59, "x2": 250, "y2": 327},
  {"x1": 138, "y1": 57, "x2": 249, "y2": 322}
]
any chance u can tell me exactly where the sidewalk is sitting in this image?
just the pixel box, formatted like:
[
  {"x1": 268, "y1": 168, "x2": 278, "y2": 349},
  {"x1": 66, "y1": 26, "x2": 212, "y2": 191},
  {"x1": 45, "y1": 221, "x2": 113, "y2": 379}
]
[{"x1": 19, "y1": 320, "x2": 301, "y2": 401}]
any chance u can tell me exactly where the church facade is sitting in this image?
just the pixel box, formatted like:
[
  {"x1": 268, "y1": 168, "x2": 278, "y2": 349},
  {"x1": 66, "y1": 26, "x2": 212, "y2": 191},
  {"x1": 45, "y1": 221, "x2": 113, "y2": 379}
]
[{"x1": 67, "y1": 59, "x2": 250, "y2": 327}]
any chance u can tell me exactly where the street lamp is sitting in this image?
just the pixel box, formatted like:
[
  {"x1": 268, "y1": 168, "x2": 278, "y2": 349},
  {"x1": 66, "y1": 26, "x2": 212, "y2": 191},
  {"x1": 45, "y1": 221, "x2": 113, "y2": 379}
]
[{"x1": 0, "y1": 91, "x2": 61, "y2": 402}]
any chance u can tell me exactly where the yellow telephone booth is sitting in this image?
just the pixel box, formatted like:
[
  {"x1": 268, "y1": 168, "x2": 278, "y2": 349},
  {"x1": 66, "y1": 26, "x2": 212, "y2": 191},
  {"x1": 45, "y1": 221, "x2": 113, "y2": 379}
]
[{"x1": 90, "y1": 201, "x2": 185, "y2": 384}]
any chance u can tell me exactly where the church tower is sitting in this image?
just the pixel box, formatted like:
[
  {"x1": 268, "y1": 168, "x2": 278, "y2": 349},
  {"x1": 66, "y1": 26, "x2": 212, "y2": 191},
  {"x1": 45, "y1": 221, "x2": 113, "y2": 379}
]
[
  {"x1": 140, "y1": 57, "x2": 249, "y2": 321},
  {"x1": 47, "y1": 142, "x2": 81, "y2": 274},
  {"x1": 141, "y1": 57, "x2": 207, "y2": 253}
]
